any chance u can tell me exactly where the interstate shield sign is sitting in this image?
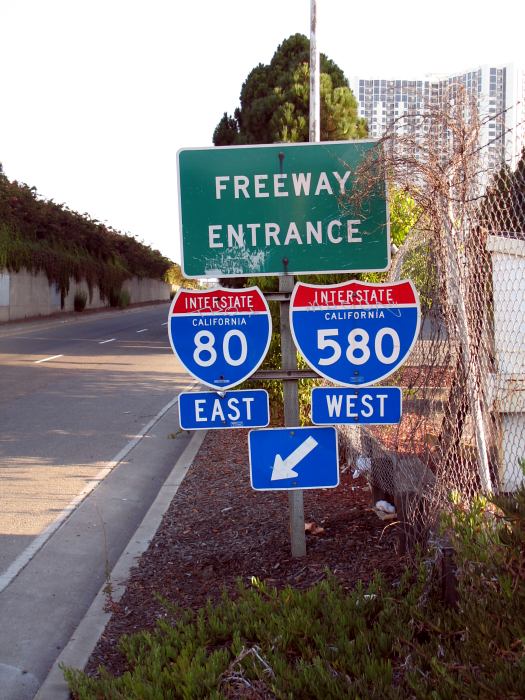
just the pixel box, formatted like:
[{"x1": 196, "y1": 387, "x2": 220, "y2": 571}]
[
  {"x1": 168, "y1": 286, "x2": 272, "y2": 390},
  {"x1": 290, "y1": 280, "x2": 420, "y2": 387}
]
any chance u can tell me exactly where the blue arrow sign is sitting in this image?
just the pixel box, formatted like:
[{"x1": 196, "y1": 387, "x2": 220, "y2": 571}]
[
  {"x1": 179, "y1": 389, "x2": 269, "y2": 430},
  {"x1": 168, "y1": 286, "x2": 271, "y2": 390},
  {"x1": 249, "y1": 426, "x2": 339, "y2": 491},
  {"x1": 311, "y1": 387, "x2": 402, "y2": 425},
  {"x1": 290, "y1": 280, "x2": 420, "y2": 387}
]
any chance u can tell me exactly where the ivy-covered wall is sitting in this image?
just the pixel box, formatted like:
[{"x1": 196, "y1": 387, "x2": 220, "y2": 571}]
[
  {"x1": 0, "y1": 170, "x2": 172, "y2": 306},
  {"x1": 0, "y1": 268, "x2": 170, "y2": 322}
]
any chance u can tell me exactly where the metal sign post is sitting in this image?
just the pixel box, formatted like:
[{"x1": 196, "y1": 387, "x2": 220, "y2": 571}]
[
  {"x1": 309, "y1": 0, "x2": 320, "y2": 143},
  {"x1": 279, "y1": 273, "x2": 306, "y2": 557},
  {"x1": 171, "y1": 3, "x2": 396, "y2": 561}
]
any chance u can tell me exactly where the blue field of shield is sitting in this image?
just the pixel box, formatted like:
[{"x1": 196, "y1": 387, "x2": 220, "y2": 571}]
[
  {"x1": 169, "y1": 312, "x2": 271, "y2": 389},
  {"x1": 291, "y1": 306, "x2": 419, "y2": 386}
]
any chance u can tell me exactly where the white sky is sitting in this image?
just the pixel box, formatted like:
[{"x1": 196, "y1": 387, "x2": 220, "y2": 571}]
[{"x1": 0, "y1": 0, "x2": 523, "y2": 264}]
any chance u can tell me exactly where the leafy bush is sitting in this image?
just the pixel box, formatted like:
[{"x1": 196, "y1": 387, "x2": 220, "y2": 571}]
[
  {"x1": 164, "y1": 263, "x2": 200, "y2": 290},
  {"x1": 389, "y1": 187, "x2": 421, "y2": 247},
  {"x1": 0, "y1": 171, "x2": 172, "y2": 303},
  {"x1": 400, "y1": 235, "x2": 437, "y2": 311},
  {"x1": 427, "y1": 462, "x2": 525, "y2": 699},
  {"x1": 64, "y1": 572, "x2": 425, "y2": 699},
  {"x1": 63, "y1": 477, "x2": 525, "y2": 699},
  {"x1": 108, "y1": 288, "x2": 121, "y2": 308},
  {"x1": 118, "y1": 289, "x2": 130, "y2": 308},
  {"x1": 73, "y1": 290, "x2": 87, "y2": 312}
]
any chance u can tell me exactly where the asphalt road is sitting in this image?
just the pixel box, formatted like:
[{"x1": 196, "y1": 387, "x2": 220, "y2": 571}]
[
  {"x1": 0, "y1": 303, "x2": 198, "y2": 699},
  {"x1": 0, "y1": 303, "x2": 190, "y2": 574}
]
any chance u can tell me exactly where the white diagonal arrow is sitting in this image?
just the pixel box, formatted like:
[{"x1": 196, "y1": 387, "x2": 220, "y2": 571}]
[{"x1": 270, "y1": 435, "x2": 319, "y2": 481}]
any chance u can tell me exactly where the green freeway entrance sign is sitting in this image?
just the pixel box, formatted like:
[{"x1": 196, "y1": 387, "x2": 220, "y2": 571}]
[{"x1": 177, "y1": 141, "x2": 389, "y2": 278}]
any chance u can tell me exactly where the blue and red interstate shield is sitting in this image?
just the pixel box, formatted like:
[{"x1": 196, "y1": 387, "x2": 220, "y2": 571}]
[
  {"x1": 290, "y1": 280, "x2": 420, "y2": 387},
  {"x1": 168, "y1": 286, "x2": 272, "y2": 389}
]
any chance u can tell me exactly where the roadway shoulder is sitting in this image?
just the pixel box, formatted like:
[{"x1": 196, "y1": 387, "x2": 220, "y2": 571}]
[{"x1": 34, "y1": 428, "x2": 206, "y2": 700}]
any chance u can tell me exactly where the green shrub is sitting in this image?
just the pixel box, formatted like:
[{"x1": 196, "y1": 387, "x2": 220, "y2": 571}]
[
  {"x1": 400, "y1": 236, "x2": 437, "y2": 312},
  {"x1": 108, "y1": 288, "x2": 121, "y2": 307},
  {"x1": 73, "y1": 290, "x2": 87, "y2": 312},
  {"x1": 404, "y1": 463, "x2": 525, "y2": 700},
  {"x1": 0, "y1": 171, "x2": 172, "y2": 302},
  {"x1": 63, "y1": 474, "x2": 525, "y2": 699},
  {"x1": 118, "y1": 289, "x2": 131, "y2": 308},
  {"x1": 63, "y1": 572, "x2": 423, "y2": 699}
]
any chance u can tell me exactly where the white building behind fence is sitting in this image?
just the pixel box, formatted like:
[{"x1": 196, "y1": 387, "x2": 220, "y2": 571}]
[{"x1": 353, "y1": 64, "x2": 524, "y2": 170}]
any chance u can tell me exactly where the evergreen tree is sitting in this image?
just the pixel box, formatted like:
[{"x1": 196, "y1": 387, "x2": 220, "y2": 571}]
[
  {"x1": 212, "y1": 113, "x2": 241, "y2": 147},
  {"x1": 479, "y1": 149, "x2": 525, "y2": 233},
  {"x1": 213, "y1": 33, "x2": 366, "y2": 145}
]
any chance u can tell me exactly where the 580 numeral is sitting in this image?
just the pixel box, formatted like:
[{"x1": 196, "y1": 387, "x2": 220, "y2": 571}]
[{"x1": 317, "y1": 327, "x2": 400, "y2": 366}]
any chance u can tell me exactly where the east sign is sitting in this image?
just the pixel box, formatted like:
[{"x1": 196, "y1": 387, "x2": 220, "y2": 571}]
[
  {"x1": 178, "y1": 389, "x2": 269, "y2": 430},
  {"x1": 177, "y1": 141, "x2": 389, "y2": 278},
  {"x1": 290, "y1": 280, "x2": 420, "y2": 387}
]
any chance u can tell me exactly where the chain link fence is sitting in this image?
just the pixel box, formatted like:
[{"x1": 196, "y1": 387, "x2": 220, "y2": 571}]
[{"x1": 338, "y1": 86, "x2": 525, "y2": 550}]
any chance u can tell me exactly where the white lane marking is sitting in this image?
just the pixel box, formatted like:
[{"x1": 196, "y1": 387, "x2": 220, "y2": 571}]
[
  {"x1": 161, "y1": 322, "x2": 168, "y2": 326},
  {"x1": 119, "y1": 345, "x2": 172, "y2": 350},
  {"x1": 34, "y1": 354, "x2": 64, "y2": 364},
  {"x1": 0, "y1": 383, "x2": 195, "y2": 595},
  {"x1": 99, "y1": 338, "x2": 116, "y2": 344},
  {"x1": 136, "y1": 328, "x2": 148, "y2": 333}
]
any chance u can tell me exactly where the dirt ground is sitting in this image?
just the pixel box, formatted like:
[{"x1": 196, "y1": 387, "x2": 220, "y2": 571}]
[{"x1": 85, "y1": 427, "x2": 403, "y2": 677}]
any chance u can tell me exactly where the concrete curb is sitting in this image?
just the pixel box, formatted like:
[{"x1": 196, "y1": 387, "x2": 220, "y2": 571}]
[{"x1": 34, "y1": 429, "x2": 207, "y2": 700}]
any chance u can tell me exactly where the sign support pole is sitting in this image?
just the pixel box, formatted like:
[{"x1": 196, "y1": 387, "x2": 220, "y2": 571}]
[
  {"x1": 275, "y1": 0, "x2": 319, "y2": 559},
  {"x1": 273, "y1": 0, "x2": 319, "y2": 558},
  {"x1": 309, "y1": 0, "x2": 320, "y2": 142},
  {"x1": 279, "y1": 273, "x2": 306, "y2": 557}
]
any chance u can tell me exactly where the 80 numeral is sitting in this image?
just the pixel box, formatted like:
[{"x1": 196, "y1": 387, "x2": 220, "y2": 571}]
[{"x1": 193, "y1": 330, "x2": 248, "y2": 367}]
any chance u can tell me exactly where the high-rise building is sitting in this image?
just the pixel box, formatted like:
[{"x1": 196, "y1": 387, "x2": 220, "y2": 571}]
[{"x1": 352, "y1": 65, "x2": 524, "y2": 171}]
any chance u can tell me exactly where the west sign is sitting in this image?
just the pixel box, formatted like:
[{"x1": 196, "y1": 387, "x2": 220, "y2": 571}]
[{"x1": 177, "y1": 141, "x2": 389, "y2": 278}]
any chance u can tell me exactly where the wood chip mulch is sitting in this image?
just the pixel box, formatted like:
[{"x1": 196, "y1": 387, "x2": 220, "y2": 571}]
[{"x1": 86, "y1": 428, "x2": 403, "y2": 677}]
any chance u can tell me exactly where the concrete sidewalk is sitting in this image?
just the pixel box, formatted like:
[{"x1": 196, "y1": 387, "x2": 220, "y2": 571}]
[
  {"x1": 0, "y1": 396, "x2": 205, "y2": 700},
  {"x1": 34, "y1": 427, "x2": 206, "y2": 700}
]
